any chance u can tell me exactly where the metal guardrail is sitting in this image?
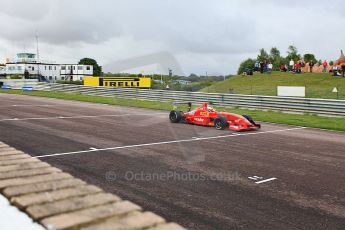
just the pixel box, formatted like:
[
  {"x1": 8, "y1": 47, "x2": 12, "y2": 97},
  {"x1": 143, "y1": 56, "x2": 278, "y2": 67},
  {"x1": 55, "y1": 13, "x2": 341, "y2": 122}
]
[{"x1": 34, "y1": 83, "x2": 345, "y2": 117}]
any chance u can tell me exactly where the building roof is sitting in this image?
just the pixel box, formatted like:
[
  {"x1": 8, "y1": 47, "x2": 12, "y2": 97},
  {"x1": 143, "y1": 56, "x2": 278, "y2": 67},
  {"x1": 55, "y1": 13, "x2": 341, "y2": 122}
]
[{"x1": 16, "y1": 53, "x2": 36, "y2": 58}]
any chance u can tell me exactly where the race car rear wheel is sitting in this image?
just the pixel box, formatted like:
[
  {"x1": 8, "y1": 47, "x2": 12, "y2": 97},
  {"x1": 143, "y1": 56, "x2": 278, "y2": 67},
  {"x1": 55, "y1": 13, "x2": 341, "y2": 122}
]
[
  {"x1": 169, "y1": 110, "x2": 182, "y2": 123},
  {"x1": 214, "y1": 116, "x2": 228, "y2": 130}
]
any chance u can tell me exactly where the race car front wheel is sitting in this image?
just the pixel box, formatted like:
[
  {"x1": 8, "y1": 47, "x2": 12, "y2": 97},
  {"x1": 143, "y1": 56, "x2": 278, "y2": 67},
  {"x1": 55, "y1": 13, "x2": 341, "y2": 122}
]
[
  {"x1": 214, "y1": 116, "x2": 228, "y2": 130},
  {"x1": 169, "y1": 110, "x2": 182, "y2": 123}
]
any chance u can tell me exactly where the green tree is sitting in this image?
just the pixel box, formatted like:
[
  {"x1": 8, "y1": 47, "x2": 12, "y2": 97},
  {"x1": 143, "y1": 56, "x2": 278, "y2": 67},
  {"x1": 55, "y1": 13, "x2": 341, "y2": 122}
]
[
  {"x1": 269, "y1": 47, "x2": 281, "y2": 61},
  {"x1": 272, "y1": 57, "x2": 287, "y2": 71},
  {"x1": 269, "y1": 47, "x2": 282, "y2": 70},
  {"x1": 329, "y1": 61, "x2": 334, "y2": 66},
  {"x1": 286, "y1": 45, "x2": 301, "y2": 61},
  {"x1": 257, "y1": 48, "x2": 269, "y2": 62},
  {"x1": 78, "y1": 58, "x2": 102, "y2": 76},
  {"x1": 303, "y1": 53, "x2": 317, "y2": 63},
  {"x1": 237, "y1": 58, "x2": 255, "y2": 75},
  {"x1": 188, "y1": 73, "x2": 200, "y2": 82}
]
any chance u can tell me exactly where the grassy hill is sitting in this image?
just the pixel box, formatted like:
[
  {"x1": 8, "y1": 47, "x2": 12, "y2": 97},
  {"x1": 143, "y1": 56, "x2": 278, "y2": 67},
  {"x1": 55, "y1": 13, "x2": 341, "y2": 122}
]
[{"x1": 200, "y1": 72, "x2": 345, "y2": 99}]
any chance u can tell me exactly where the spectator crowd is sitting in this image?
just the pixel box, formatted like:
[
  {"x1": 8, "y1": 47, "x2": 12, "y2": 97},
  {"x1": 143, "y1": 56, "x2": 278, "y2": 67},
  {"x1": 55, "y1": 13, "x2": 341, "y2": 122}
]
[
  {"x1": 240, "y1": 48, "x2": 345, "y2": 77},
  {"x1": 244, "y1": 59, "x2": 345, "y2": 77}
]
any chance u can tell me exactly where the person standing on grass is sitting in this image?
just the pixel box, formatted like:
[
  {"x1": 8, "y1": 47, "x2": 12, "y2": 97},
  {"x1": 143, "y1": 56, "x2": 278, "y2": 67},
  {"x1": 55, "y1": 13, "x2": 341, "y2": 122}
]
[
  {"x1": 301, "y1": 60, "x2": 305, "y2": 73},
  {"x1": 333, "y1": 63, "x2": 338, "y2": 76},
  {"x1": 309, "y1": 61, "x2": 315, "y2": 73},
  {"x1": 322, "y1": 60, "x2": 328, "y2": 72},
  {"x1": 254, "y1": 60, "x2": 260, "y2": 72},
  {"x1": 342, "y1": 64, "x2": 345, "y2": 77},
  {"x1": 296, "y1": 61, "x2": 302, "y2": 74},
  {"x1": 260, "y1": 61, "x2": 264, "y2": 74},
  {"x1": 289, "y1": 59, "x2": 294, "y2": 71},
  {"x1": 301, "y1": 59, "x2": 305, "y2": 68},
  {"x1": 268, "y1": 62, "x2": 273, "y2": 73},
  {"x1": 264, "y1": 60, "x2": 268, "y2": 73}
]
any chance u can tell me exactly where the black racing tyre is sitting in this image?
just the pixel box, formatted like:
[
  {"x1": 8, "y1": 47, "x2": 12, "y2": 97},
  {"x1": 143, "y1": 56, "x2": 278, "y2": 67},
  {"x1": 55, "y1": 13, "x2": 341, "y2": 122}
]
[
  {"x1": 242, "y1": 114, "x2": 255, "y2": 125},
  {"x1": 169, "y1": 110, "x2": 182, "y2": 123},
  {"x1": 214, "y1": 116, "x2": 228, "y2": 130}
]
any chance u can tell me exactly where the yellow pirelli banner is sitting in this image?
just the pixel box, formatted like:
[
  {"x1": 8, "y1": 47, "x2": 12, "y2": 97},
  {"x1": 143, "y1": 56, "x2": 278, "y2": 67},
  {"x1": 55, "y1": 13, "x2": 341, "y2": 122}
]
[{"x1": 84, "y1": 77, "x2": 151, "y2": 88}]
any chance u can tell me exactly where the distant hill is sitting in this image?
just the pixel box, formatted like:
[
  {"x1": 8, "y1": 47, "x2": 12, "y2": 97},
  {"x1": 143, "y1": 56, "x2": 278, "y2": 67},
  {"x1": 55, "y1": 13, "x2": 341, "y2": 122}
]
[{"x1": 200, "y1": 72, "x2": 345, "y2": 99}]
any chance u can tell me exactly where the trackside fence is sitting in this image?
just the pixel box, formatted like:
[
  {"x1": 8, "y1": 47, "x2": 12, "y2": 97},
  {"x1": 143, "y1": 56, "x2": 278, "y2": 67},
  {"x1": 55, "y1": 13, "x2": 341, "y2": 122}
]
[{"x1": 31, "y1": 83, "x2": 345, "y2": 117}]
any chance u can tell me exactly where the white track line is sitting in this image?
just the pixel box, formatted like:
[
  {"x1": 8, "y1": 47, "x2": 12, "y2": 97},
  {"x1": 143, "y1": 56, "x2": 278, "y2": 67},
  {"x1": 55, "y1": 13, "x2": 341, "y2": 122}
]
[
  {"x1": 0, "y1": 104, "x2": 57, "y2": 108},
  {"x1": 255, "y1": 177, "x2": 277, "y2": 184},
  {"x1": 35, "y1": 127, "x2": 306, "y2": 158},
  {"x1": 0, "y1": 113, "x2": 166, "y2": 122}
]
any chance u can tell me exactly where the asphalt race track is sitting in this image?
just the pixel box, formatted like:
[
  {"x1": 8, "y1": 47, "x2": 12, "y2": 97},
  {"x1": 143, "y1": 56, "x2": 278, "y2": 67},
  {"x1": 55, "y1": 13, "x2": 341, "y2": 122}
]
[{"x1": 0, "y1": 93, "x2": 345, "y2": 230}]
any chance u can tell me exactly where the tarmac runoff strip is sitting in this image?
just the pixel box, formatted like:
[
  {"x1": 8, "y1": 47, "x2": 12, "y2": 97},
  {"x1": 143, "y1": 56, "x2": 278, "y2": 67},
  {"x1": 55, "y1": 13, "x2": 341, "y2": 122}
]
[
  {"x1": 0, "y1": 112, "x2": 166, "y2": 122},
  {"x1": 35, "y1": 127, "x2": 307, "y2": 159},
  {"x1": 0, "y1": 142, "x2": 186, "y2": 230}
]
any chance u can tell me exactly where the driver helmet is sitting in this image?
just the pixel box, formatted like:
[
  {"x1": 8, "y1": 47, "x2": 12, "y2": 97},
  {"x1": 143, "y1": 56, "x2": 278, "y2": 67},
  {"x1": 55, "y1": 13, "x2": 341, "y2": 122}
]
[{"x1": 207, "y1": 106, "x2": 214, "y2": 112}]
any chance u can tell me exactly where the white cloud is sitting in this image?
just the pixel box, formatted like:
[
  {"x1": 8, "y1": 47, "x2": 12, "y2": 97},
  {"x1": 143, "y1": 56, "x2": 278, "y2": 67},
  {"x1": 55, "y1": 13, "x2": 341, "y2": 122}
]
[{"x1": 0, "y1": 0, "x2": 344, "y2": 74}]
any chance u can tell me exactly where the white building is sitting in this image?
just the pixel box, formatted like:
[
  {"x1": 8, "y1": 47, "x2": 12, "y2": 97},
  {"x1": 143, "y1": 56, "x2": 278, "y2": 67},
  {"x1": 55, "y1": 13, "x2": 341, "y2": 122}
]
[
  {"x1": 1, "y1": 53, "x2": 93, "y2": 82},
  {"x1": 173, "y1": 80, "x2": 192, "y2": 85}
]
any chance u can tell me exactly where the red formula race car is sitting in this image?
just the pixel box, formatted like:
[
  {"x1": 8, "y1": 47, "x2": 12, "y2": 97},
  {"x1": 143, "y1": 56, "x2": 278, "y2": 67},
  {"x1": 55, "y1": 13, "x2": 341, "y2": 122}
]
[{"x1": 169, "y1": 102, "x2": 261, "y2": 131}]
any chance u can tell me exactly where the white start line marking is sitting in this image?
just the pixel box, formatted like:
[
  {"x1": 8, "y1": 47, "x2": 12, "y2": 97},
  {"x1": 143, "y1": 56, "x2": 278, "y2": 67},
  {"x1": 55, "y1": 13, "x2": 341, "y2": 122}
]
[
  {"x1": 34, "y1": 127, "x2": 306, "y2": 158},
  {"x1": 89, "y1": 147, "x2": 98, "y2": 150},
  {"x1": 248, "y1": 176, "x2": 277, "y2": 184},
  {"x1": 0, "y1": 104, "x2": 56, "y2": 108},
  {"x1": 255, "y1": 178, "x2": 277, "y2": 184},
  {"x1": 248, "y1": 176, "x2": 263, "y2": 180},
  {"x1": 0, "y1": 112, "x2": 166, "y2": 122}
]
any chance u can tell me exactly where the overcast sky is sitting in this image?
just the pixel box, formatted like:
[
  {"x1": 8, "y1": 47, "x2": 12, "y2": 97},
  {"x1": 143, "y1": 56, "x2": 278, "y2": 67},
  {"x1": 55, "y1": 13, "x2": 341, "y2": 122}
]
[{"x1": 0, "y1": 0, "x2": 344, "y2": 75}]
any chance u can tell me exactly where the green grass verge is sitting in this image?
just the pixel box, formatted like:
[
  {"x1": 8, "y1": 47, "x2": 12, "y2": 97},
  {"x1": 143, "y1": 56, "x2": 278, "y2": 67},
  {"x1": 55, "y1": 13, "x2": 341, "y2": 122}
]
[
  {"x1": 201, "y1": 72, "x2": 345, "y2": 99},
  {"x1": 1, "y1": 89, "x2": 345, "y2": 132}
]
